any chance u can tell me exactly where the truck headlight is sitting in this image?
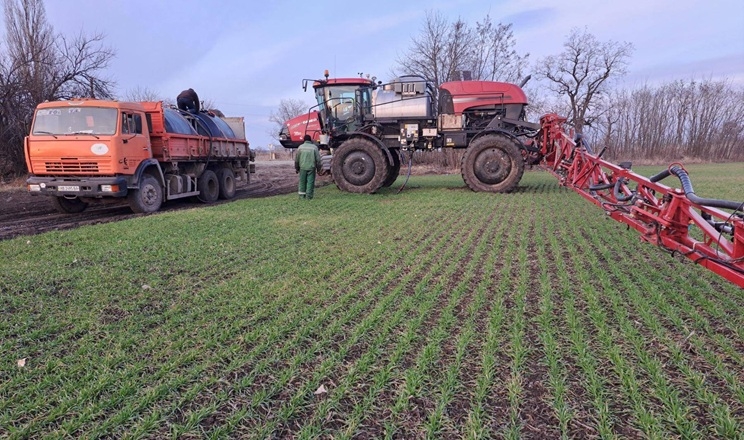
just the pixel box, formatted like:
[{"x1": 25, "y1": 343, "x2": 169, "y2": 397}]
[
  {"x1": 101, "y1": 184, "x2": 119, "y2": 192},
  {"x1": 28, "y1": 184, "x2": 41, "y2": 192}
]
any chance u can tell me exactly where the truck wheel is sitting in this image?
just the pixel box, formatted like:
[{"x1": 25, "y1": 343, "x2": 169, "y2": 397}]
[
  {"x1": 331, "y1": 138, "x2": 389, "y2": 193},
  {"x1": 461, "y1": 134, "x2": 524, "y2": 193},
  {"x1": 197, "y1": 169, "x2": 219, "y2": 203},
  {"x1": 216, "y1": 167, "x2": 236, "y2": 199},
  {"x1": 382, "y1": 149, "x2": 401, "y2": 187},
  {"x1": 128, "y1": 174, "x2": 163, "y2": 213},
  {"x1": 51, "y1": 196, "x2": 88, "y2": 214}
]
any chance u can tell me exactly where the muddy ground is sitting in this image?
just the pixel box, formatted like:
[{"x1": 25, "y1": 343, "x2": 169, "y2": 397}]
[{"x1": 0, "y1": 160, "x2": 314, "y2": 241}]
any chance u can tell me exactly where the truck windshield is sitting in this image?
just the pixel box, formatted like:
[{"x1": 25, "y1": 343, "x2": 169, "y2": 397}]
[{"x1": 32, "y1": 107, "x2": 118, "y2": 136}]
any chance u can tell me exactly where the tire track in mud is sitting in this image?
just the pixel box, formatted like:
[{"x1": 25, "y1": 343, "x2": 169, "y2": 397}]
[{"x1": 0, "y1": 162, "x2": 304, "y2": 241}]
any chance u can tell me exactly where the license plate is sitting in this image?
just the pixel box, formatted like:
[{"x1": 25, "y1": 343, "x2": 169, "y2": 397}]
[{"x1": 58, "y1": 185, "x2": 80, "y2": 192}]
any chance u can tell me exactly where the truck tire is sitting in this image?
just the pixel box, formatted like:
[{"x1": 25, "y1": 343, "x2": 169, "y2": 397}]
[
  {"x1": 51, "y1": 196, "x2": 88, "y2": 214},
  {"x1": 128, "y1": 174, "x2": 163, "y2": 213},
  {"x1": 331, "y1": 138, "x2": 389, "y2": 194},
  {"x1": 197, "y1": 169, "x2": 219, "y2": 203},
  {"x1": 382, "y1": 149, "x2": 401, "y2": 187},
  {"x1": 216, "y1": 167, "x2": 236, "y2": 200},
  {"x1": 461, "y1": 134, "x2": 524, "y2": 193}
]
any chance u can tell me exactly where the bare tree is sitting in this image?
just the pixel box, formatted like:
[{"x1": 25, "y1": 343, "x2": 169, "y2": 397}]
[
  {"x1": 393, "y1": 10, "x2": 530, "y2": 92},
  {"x1": 590, "y1": 78, "x2": 744, "y2": 162},
  {"x1": 267, "y1": 97, "x2": 310, "y2": 140},
  {"x1": 123, "y1": 85, "x2": 164, "y2": 102},
  {"x1": 469, "y1": 16, "x2": 529, "y2": 84},
  {"x1": 0, "y1": 0, "x2": 115, "y2": 175},
  {"x1": 535, "y1": 27, "x2": 633, "y2": 134},
  {"x1": 393, "y1": 11, "x2": 473, "y2": 87}
]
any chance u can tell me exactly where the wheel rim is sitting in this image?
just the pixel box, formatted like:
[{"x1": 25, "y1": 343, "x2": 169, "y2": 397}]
[
  {"x1": 142, "y1": 183, "x2": 159, "y2": 207},
  {"x1": 342, "y1": 151, "x2": 376, "y2": 185},
  {"x1": 473, "y1": 148, "x2": 512, "y2": 184}
]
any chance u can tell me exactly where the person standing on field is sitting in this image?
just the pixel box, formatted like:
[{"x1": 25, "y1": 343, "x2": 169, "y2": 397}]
[{"x1": 295, "y1": 134, "x2": 322, "y2": 199}]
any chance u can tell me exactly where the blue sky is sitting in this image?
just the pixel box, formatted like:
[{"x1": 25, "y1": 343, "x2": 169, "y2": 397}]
[{"x1": 29, "y1": 0, "x2": 744, "y2": 148}]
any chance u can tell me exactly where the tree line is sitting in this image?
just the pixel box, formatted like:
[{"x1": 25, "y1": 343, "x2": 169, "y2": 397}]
[
  {"x1": 596, "y1": 79, "x2": 744, "y2": 162},
  {"x1": 1, "y1": 2, "x2": 742, "y2": 179},
  {"x1": 276, "y1": 11, "x2": 743, "y2": 165}
]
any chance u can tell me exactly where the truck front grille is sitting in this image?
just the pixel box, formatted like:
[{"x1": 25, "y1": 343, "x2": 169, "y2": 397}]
[{"x1": 44, "y1": 161, "x2": 100, "y2": 173}]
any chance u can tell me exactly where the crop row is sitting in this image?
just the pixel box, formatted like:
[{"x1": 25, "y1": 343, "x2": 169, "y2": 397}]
[{"x1": 1, "y1": 169, "x2": 742, "y2": 438}]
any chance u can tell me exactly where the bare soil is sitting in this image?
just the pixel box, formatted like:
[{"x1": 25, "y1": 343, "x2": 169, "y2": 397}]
[
  {"x1": 0, "y1": 160, "x2": 451, "y2": 241},
  {"x1": 0, "y1": 160, "x2": 314, "y2": 241}
]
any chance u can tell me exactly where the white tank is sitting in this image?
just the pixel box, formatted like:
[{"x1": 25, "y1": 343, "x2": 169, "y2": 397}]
[{"x1": 372, "y1": 76, "x2": 433, "y2": 119}]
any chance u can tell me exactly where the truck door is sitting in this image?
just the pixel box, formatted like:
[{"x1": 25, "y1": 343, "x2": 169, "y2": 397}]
[{"x1": 120, "y1": 112, "x2": 151, "y2": 171}]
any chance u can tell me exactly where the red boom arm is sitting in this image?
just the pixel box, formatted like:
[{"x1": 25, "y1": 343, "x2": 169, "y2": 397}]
[{"x1": 537, "y1": 113, "x2": 744, "y2": 288}]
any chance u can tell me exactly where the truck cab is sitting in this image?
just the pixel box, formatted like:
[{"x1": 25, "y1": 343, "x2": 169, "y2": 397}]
[{"x1": 25, "y1": 100, "x2": 151, "y2": 207}]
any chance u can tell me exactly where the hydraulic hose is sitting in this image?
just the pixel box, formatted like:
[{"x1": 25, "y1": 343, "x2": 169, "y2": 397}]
[
  {"x1": 650, "y1": 165, "x2": 744, "y2": 211},
  {"x1": 648, "y1": 168, "x2": 672, "y2": 183},
  {"x1": 588, "y1": 182, "x2": 614, "y2": 191},
  {"x1": 396, "y1": 150, "x2": 414, "y2": 194},
  {"x1": 613, "y1": 178, "x2": 634, "y2": 202}
]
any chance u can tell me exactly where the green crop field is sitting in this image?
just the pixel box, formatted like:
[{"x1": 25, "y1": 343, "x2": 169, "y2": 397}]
[{"x1": 1, "y1": 163, "x2": 743, "y2": 439}]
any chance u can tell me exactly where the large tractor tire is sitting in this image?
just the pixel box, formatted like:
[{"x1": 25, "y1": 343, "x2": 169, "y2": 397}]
[
  {"x1": 461, "y1": 134, "x2": 524, "y2": 193},
  {"x1": 382, "y1": 148, "x2": 401, "y2": 187},
  {"x1": 197, "y1": 169, "x2": 219, "y2": 203},
  {"x1": 216, "y1": 167, "x2": 236, "y2": 200},
  {"x1": 331, "y1": 138, "x2": 390, "y2": 194},
  {"x1": 128, "y1": 174, "x2": 163, "y2": 213},
  {"x1": 51, "y1": 196, "x2": 88, "y2": 214}
]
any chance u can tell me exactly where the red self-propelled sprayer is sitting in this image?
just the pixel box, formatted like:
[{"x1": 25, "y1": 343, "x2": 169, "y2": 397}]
[
  {"x1": 281, "y1": 71, "x2": 744, "y2": 288},
  {"x1": 536, "y1": 113, "x2": 744, "y2": 288}
]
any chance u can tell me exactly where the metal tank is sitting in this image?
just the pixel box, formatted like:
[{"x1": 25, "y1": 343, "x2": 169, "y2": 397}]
[{"x1": 372, "y1": 75, "x2": 433, "y2": 119}]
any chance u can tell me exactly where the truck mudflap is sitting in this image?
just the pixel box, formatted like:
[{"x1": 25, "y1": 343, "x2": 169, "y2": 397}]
[{"x1": 26, "y1": 176, "x2": 129, "y2": 198}]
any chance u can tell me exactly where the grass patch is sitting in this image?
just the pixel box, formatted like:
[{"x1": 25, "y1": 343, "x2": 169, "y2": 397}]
[{"x1": 1, "y1": 165, "x2": 743, "y2": 438}]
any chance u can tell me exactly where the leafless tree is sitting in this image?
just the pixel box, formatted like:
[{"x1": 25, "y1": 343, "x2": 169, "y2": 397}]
[
  {"x1": 469, "y1": 16, "x2": 529, "y2": 84},
  {"x1": 0, "y1": 0, "x2": 115, "y2": 176},
  {"x1": 588, "y1": 78, "x2": 744, "y2": 162},
  {"x1": 267, "y1": 97, "x2": 311, "y2": 141},
  {"x1": 123, "y1": 85, "x2": 165, "y2": 102},
  {"x1": 393, "y1": 11, "x2": 530, "y2": 89},
  {"x1": 393, "y1": 11, "x2": 474, "y2": 87},
  {"x1": 535, "y1": 27, "x2": 633, "y2": 134}
]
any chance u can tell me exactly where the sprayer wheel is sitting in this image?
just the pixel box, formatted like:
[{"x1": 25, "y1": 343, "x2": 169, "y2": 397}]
[
  {"x1": 331, "y1": 138, "x2": 389, "y2": 193},
  {"x1": 461, "y1": 134, "x2": 524, "y2": 193},
  {"x1": 382, "y1": 148, "x2": 401, "y2": 187}
]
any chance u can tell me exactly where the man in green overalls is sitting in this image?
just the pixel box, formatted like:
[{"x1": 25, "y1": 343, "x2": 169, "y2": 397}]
[{"x1": 295, "y1": 134, "x2": 322, "y2": 199}]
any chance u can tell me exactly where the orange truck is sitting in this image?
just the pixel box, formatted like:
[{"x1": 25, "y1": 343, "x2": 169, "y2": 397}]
[{"x1": 24, "y1": 99, "x2": 255, "y2": 213}]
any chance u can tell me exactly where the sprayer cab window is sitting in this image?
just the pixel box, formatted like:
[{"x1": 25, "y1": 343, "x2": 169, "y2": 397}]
[{"x1": 318, "y1": 86, "x2": 356, "y2": 119}]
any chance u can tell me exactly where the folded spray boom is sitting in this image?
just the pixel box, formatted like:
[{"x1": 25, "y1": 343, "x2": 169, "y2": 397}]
[{"x1": 537, "y1": 113, "x2": 744, "y2": 288}]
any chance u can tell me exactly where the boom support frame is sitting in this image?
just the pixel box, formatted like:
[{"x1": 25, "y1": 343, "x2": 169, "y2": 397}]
[{"x1": 537, "y1": 113, "x2": 744, "y2": 288}]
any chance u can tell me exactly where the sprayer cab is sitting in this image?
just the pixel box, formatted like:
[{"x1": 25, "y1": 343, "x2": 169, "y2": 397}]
[{"x1": 312, "y1": 77, "x2": 376, "y2": 137}]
